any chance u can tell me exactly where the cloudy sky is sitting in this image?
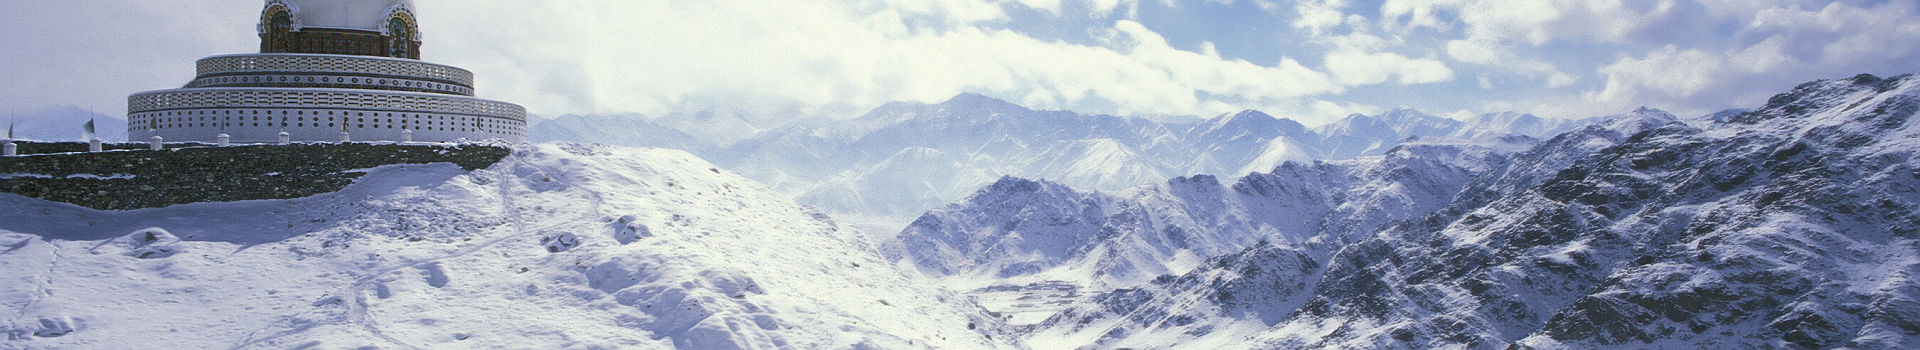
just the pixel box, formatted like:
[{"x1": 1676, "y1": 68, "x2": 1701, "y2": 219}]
[{"x1": 2, "y1": 0, "x2": 1917, "y2": 125}]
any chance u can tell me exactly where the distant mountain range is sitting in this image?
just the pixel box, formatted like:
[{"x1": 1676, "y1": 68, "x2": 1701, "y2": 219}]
[
  {"x1": 531, "y1": 94, "x2": 1604, "y2": 219},
  {"x1": 5, "y1": 105, "x2": 127, "y2": 142}
]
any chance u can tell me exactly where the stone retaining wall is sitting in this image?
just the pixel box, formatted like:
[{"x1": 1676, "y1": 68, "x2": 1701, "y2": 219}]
[
  {"x1": 9, "y1": 141, "x2": 217, "y2": 155},
  {"x1": 0, "y1": 142, "x2": 508, "y2": 210}
]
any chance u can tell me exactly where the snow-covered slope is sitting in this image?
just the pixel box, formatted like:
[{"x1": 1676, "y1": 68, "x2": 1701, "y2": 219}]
[
  {"x1": 1, "y1": 144, "x2": 1012, "y2": 348},
  {"x1": 1028, "y1": 73, "x2": 1920, "y2": 349}
]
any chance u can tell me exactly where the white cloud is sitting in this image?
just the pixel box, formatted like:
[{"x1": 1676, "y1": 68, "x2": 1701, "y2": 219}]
[
  {"x1": 1081, "y1": 0, "x2": 1135, "y2": 16},
  {"x1": 1444, "y1": 38, "x2": 1575, "y2": 88},
  {"x1": 420, "y1": 0, "x2": 1344, "y2": 118},
  {"x1": 1108, "y1": 20, "x2": 1340, "y2": 102},
  {"x1": 1546, "y1": 72, "x2": 1576, "y2": 88},
  {"x1": 1456, "y1": 0, "x2": 1561, "y2": 45},
  {"x1": 1389, "y1": 0, "x2": 1685, "y2": 89},
  {"x1": 1583, "y1": 37, "x2": 1795, "y2": 116},
  {"x1": 1592, "y1": 0, "x2": 1920, "y2": 110},
  {"x1": 1007, "y1": 0, "x2": 1141, "y2": 17},
  {"x1": 1694, "y1": 0, "x2": 1793, "y2": 18},
  {"x1": 4, "y1": 0, "x2": 1914, "y2": 126},
  {"x1": 1392, "y1": 1, "x2": 1700, "y2": 91},
  {"x1": 1593, "y1": 45, "x2": 1724, "y2": 101},
  {"x1": 1291, "y1": 0, "x2": 1349, "y2": 35},
  {"x1": 1309, "y1": 99, "x2": 1383, "y2": 119},
  {"x1": 1287, "y1": 6, "x2": 1461, "y2": 89},
  {"x1": 1009, "y1": 0, "x2": 1064, "y2": 15},
  {"x1": 1389, "y1": 0, "x2": 1655, "y2": 45},
  {"x1": 1324, "y1": 50, "x2": 1454, "y2": 86},
  {"x1": 1444, "y1": 39, "x2": 1499, "y2": 64},
  {"x1": 1748, "y1": 1, "x2": 1920, "y2": 63},
  {"x1": 1379, "y1": 0, "x2": 1462, "y2": 31},
  {"x1": 884, "y1": 0, "x2": 1011, "y2": 24}
]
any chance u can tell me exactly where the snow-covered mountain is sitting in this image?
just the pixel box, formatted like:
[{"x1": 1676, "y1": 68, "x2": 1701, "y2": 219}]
[
  {"x1": 1186, "y1": 110, "x2": 1314, "y2": 176},
  {"x1": 650, "y1": 109, "x2": 783, "y2": 148},
  {"x1": 1023, "y1": 138, "x2": 1172, "y2": 194},
  {"x1": 1449, "y1": 111, "x2": 1586, "y2": 140},
  {"x1": 4, "y1": 105, "x2": 127, "y2": 142},
  {"x1": 798, "y1": 147, "x2": 1001, "y2": 217},
  {"x1": 527, "y1": 113, "x2": 711, "y2": 152},
  {"x1": 883, "y1": 177, "x2": 1113, "y2": 279},
  {"x1": 1314, "y1": 108, "x2": 1464, "y2": 159},
  {"x1": 741, "y1": 97, "x2": 1601, "y2": 223},
  {"x1": 887, "y1": 136, "x2": 1539, "y2": 289},
  {"x1": 719, "y1": 94, "x2": 1193, "y2": 218},
  {"x1": 1, "y1": 144, "x2": 1014, "y2": 348},
  {"x1": 1015, "y1": 73, "x2": 1920, "y2": 348}
]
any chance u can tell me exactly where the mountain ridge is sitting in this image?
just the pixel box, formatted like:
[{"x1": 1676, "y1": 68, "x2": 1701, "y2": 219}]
[
  {"x1": 534, "y1": 94, "x2": 1608, "y2": 223},
  {"x1": 986, "y1": 72, "x2": 1920, "y2": 348}
]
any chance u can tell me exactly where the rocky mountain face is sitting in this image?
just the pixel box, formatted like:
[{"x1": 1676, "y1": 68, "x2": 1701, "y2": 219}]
[
  {"x1": 884, "y1": 135, "x2": 1538, "y2": 288},
  {"x1": 1015, "y1": 73, "x2": 1920, "y2": 349}
]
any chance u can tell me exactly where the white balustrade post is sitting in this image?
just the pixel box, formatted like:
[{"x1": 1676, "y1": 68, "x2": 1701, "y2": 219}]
[
  {"x1": 2, "y1": 141, "x2": 15, "y2": 156},
  {"x1": 217, "y1": 134, "x2": 231, "y2": 147},
  {"x1": 401, "y1": 129, "x2": 413, "y2": 143},
  {"x1": 150, "y1": 136, "x2": 164, "y2": 150},
  {"x1": 277, "y1": 132, "x2": 291, "y2": 145},
  {"x1": 88, "y1": 138, "x2": 103, "y2": 152}
]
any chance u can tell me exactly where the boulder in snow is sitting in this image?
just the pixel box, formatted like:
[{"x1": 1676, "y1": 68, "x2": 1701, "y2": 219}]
[
  {"x1": 542, "y1": 232, "x2": 580, "y2": 253},
  {"x1": 90, "y1": 228, "x2": 181, "y2": 259},
  {"x1": 30, "y1": 316, "x2": 76, "y2": 338},
  {"x1": 612, "y1": 215, "x2": 652, "y2": 244}
]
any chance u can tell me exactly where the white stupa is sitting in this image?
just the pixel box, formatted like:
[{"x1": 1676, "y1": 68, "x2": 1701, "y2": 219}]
[{"x1": 127, "y1": 0, "x2": 526, "y2": 144}]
